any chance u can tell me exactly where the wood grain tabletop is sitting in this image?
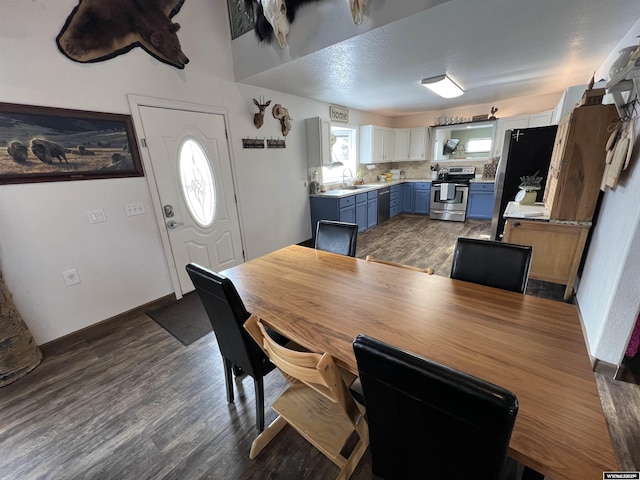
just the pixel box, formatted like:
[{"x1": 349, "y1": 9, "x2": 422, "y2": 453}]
[{"x1": 223, "y1": 244, "x2": 617, "y2": 479}]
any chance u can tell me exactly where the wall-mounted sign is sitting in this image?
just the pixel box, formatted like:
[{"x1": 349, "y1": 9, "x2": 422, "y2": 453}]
[{"x1": 330, "y1": 105, "x2": 349, "y2": 123}]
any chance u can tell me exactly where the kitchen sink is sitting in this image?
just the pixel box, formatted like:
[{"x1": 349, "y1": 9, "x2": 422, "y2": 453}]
[{"x1": 345, "y1": 185, "x2": 370, "y2": 190}]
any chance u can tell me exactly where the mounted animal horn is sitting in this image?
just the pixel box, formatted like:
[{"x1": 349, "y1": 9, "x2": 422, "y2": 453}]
[
  {"x1": 272, "y1": 103, "x2": 292, "y2": 136},
  {"x1": 349, "y1": 0, "x2": 368, "y2": 25}
]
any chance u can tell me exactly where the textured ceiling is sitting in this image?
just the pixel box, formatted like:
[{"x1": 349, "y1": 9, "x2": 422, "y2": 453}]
[{"x1": 234, "y1": 0, "x2": 640, "y2": 116}]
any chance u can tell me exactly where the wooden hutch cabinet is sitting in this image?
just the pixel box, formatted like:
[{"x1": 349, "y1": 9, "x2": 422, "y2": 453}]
[
  {"x1": 503, "y1": 218, "x2": 589, "y2": 299},
  {"x1": 543, "y1": 103, "x2": 619, "y2": 221},
  {"x1": 503, "y1": 99, "x2": 619, "y2": 300}
]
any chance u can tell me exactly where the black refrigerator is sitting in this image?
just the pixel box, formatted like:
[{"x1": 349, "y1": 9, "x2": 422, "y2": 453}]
[{"x1": 490, "y1": 125, "x2": 558, "y2": 240}]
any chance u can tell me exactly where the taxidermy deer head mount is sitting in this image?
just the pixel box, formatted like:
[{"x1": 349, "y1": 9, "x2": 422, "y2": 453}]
[
  {"x1": 272, "y1": 104, "x2": 292, "y2": 136},
  {"x1": 56, "y1": 0, "x2": 189, "y2": 69},
  {"x1": 253, "y1": 98, "x2": 271, "y2": 129}
]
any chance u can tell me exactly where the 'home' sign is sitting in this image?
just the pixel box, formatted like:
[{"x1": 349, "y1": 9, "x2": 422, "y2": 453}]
[{"x1": 330, "y1": 105, "x2": 349, "y2": 123}]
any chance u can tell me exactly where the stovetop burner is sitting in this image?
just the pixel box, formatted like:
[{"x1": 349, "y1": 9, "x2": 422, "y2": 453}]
[{"x1": 432, "y1": 166, "x2": 476, "y2": 185}]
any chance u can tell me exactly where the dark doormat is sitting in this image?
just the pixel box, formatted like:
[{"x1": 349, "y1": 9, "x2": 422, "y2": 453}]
[{"x1": 146, "y1": 292, "x2": 212, "y2": 346}]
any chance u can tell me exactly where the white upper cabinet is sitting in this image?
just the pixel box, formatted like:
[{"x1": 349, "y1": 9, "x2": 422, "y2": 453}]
[
  {"x1": 493, "y1": 116, "x2": 530, "y2": 159},
  {"x1": 305, "y1": 117, "x2": 332, "y2": 167},
  {"x1": 408, "y1": 127, "x2": 427, "y2": 161},
  {"x1": 383, "y1": 127, "x2": 395, "y2": 161},
  {"x1": 361, "y1": 125, "x2": 428, "y2": 164},
  {"x1": 394, "y1": 128, "x2": 410, "y2": 161},
  {"x1": 552, "y1": 85, "x2": 587, "y2": 124},
  {"x1": 360, "y1": 125, "x2": 396, "y2": 163},
  {"x1": 529, "y1": 110, "x2": 554, "y2": 127},
  {"x1": 492, "y1": 110, "x2": 553, "y2": 158}
]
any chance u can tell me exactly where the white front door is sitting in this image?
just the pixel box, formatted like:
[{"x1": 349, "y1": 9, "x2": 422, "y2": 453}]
[{"x1": 138, "y1": 106, "x2": 244, "y2": 295}]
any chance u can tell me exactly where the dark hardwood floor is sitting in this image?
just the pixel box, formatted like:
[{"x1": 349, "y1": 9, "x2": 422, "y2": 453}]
[{"x1": 1, "y1": 214, "x2": 637, "y2": 479}]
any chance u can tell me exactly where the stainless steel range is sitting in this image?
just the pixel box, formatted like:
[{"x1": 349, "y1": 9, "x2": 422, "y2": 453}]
[{"x1": 429, "y1": 166, "x2": 475, "y2": 222}]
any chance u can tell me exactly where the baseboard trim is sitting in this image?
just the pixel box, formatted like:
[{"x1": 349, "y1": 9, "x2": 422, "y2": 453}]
[
  {"x1": 40, "y1": 294, "x2": 176, "y2": 356},
  {"x1": 593, "y1": 359, "x2": 620, "y2": 378}
]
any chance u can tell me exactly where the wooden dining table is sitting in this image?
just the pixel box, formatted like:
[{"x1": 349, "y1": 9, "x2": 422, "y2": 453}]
[{"x1": 222, "y1": 244, "x2": 617, "y2": 479}]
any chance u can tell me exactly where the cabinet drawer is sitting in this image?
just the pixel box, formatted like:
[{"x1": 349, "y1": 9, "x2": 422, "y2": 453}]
[
  {"x1": 470, "y1": 183, "x2": 495, "y2": 192},
  {"x1": 368, "y1": 190, "x2": 378, "y2": 200},
  {"x1": 390, "y1": 185, "x2": 400, "y2": 194},
  {"x1": 413, "y1": 182, "x2": 431, "y2": 190},
  {"x1": 339, "y1": 196, "x2": 356, "y2": 208},
  {"x1": 390, "y1": 191, "x2": 399, "y2": 201},
  {"x1": 390, "y1": 198, "x2": 399, "y2": 209},
  {"x1": 356, "y1": 193, "x2": 367, "y2": 204}
]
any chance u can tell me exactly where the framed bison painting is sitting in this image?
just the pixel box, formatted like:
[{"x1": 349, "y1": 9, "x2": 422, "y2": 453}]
[{"x1": 0, "y1": 102, "x2": 143, "y2": 185}]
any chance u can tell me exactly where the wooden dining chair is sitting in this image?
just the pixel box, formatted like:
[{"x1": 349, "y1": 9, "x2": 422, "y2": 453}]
[
  {"x1": 244, "y1": 315, "x2": 369, "y2": 480},
  {"x1": 315, "y1": 220, "x2": 358, "y2": 257},
  {"x1": 450, "y1": 237, "x2": 533, "y2": 293},
  {"x1": 353, "y1": 334, "x2": 518, "y2": 480},
  {"x1": 365, "y1": 255, "x2": 435, "y2": 275},
  {"x1": 185, "y1": 263, "x2": 287, "y2": 432}
]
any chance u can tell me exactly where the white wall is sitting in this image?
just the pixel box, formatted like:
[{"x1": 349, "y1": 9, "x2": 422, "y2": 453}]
[
  {"x1": 224, "y1": 84, "x2": 386, "y2": 260},
  {"x1": 577, "y1": 19, "x2": 640, "y2": 364},
  {"x1": 0, "y1": 0, "x2": 387, "y2": 343}
]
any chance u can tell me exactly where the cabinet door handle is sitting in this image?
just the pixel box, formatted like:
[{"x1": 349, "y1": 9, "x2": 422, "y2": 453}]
[{"x1": 513, "y1": 221, "x2": 521, "y2": 228}]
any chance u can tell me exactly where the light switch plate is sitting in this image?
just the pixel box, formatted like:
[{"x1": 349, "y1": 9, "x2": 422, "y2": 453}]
[{"x1": 87, "y1": 209, "x2": 106, "y2": 224}]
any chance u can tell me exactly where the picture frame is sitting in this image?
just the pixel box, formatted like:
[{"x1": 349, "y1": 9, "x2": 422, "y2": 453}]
[{"x1": 0, "y1": 102, "x2": 143, "y2": 185}]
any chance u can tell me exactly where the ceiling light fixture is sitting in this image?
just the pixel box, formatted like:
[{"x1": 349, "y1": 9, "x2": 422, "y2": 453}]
[{"x1": 421, "y1": 74, "x2": 464, "y2": 98}]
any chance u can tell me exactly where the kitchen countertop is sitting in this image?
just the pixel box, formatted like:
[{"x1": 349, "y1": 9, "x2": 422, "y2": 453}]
[
  {"x1": 503, "y1": 201, "x2": 592, "y2": 226},
  {"x1": 503, "y1": 201, "x2": 550, "y2": 220},
  {"x1": 311, "y1": 178, "x2": 495, "y2": 198}
]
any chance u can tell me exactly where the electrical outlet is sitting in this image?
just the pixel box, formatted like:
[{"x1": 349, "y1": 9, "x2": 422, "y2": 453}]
[
  {"x1": 125, "y1": 202, "x2": 146, "y2": 216},
  {"x1": 62, "y1": 268, "x2": 81, "y2": 286}
]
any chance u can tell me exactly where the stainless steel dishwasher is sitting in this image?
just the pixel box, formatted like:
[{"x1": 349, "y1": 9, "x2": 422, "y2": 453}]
[{"x1": 378, "y1": 187, "x2": 390, "y2": 223}]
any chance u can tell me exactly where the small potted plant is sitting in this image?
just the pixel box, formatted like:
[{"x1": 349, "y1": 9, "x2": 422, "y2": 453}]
[{"x1": 516, "y1": 171, "x2": 544, "y2": 205}]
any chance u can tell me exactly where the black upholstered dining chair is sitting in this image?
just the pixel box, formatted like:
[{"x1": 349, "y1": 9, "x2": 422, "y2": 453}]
[
  {"x1": 185, "y1": 263, "x2": 282, "y2": 432},
  {"x1": 450, "y1": 237, "x2": 533, "y2": 293},
  {"x1": 315, "y1": 220, "x2": 358, "y2": 257},
  {"x1": 353, "y1": 334, "x2": 519, "y2": 480}
]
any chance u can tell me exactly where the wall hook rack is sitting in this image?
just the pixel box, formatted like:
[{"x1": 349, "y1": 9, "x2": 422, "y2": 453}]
[
  {"x1": 242, "y1": 138, "x2": 265, "y2": 149},
  {"x1": 267, "y1": 138, "x2": 286, "y2": 149}
]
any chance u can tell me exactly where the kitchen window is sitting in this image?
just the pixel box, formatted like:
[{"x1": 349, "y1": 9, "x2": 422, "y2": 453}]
[
  {"x1": 466, "y1": 138, "x2": 492, "y2": 154},
  {"x1": 322, "y1": 125, "x2": 357, "y2": 184}
]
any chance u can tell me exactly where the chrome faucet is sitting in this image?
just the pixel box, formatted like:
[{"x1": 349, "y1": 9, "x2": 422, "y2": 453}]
[{"x1": 342, "y1": 168, "x2": 354, "y2": 187}]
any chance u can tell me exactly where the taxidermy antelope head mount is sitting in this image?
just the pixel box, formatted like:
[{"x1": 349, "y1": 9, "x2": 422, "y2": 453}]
[
  {"x1": 253, "y1": 98, "x2": 271, "y2": 129},
  {"x1": 56, "y1": 0, "x2": 189, "y2": 69},
  {"x1": 272, "y1": 104, "x2": 292, "y2": 136}
]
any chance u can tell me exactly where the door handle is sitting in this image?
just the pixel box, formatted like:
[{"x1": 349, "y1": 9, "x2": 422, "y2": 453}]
[
  {"x1": 163, "y1": 204, "x2": 174, "y2": 218},
  {"x1": 166, "y1": 220, "x2": 182, "y2": 229}
]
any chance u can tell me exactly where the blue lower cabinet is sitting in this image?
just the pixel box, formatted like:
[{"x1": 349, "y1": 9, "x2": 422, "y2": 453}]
[
  {"x1": 401, "y1": 183, "x2": 414, "y2": 213},
  {"x1": 390, "y1": 185, "x2": 400, "y2": 217},
  {"x1": 367, "y1": 196, "x2": 378, "y2": 228},
  {"x1": 355, "y1": 193, "x2": 368, "y2": 232},
  {"x1": 339, "y1": 205, "x2": 356, "y2": 223},
  {"x1": 414, "y1": 183, "x2": 431, "y2": 215},
  {"x1": 467, "y1": 183, "x2": 495, "y2": 220}
]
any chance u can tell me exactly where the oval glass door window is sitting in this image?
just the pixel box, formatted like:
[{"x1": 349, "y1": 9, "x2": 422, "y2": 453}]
[{"x1": 179, "y1": 139, "x2": 216, "y2": 227}]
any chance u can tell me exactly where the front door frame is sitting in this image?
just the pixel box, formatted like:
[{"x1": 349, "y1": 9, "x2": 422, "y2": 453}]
[{"x1": 127, "y1": 95, "x2": 246, "y2": 298}]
